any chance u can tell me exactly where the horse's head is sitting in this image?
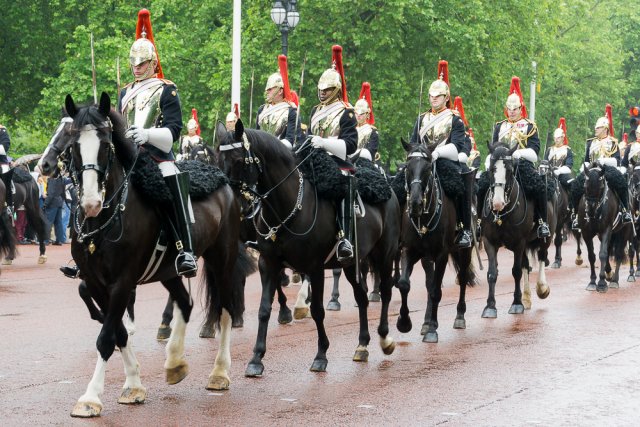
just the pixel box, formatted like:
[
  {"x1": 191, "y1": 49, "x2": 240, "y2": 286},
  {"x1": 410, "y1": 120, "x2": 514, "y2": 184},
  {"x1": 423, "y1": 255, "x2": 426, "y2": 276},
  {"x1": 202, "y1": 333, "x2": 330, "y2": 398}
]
[
  {"x1": 63, "y1": 92, "x2": 119, "y2": 218},
  {"x1": 39, "y1": 116, "x2": 74, "y2": 177},
  {"x1": 404, "y1": 142, "x2": 434, "y2": 218},
  {"x1": 216, "y1": 118, "x2": 258, "y2": 186},
  {"x1": 583, "y1": 163, "x2": 606, "y2": 216},
  {"x1": 488, "y1": 143, "x2": 517, "y2": 212}
]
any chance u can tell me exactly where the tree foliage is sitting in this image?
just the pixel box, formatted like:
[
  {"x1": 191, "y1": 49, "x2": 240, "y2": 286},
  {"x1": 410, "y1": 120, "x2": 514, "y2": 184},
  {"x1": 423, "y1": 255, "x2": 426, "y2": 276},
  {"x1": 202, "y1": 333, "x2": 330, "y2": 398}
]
[{"x1": 1, "y1": 0, "x2": 639, "y2": 170}]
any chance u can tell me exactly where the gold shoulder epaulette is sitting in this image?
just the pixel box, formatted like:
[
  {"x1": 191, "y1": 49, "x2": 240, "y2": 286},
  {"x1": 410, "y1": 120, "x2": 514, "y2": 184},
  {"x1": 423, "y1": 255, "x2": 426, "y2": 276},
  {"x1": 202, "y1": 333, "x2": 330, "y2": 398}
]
[{"x1": 159, "y1": 78, "x2": 176, "y2": 87}]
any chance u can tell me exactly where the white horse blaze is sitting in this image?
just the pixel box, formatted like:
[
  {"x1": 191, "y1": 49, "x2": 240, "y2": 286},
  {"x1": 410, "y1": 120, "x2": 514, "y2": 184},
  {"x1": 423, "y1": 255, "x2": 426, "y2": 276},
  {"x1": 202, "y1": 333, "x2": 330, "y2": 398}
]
[
  {"x1": 492, "y1": 159, "x2": 507, "y2": 211},
  {"x1": 78, "y1": 130, "x2": 103, "y2": 217}
]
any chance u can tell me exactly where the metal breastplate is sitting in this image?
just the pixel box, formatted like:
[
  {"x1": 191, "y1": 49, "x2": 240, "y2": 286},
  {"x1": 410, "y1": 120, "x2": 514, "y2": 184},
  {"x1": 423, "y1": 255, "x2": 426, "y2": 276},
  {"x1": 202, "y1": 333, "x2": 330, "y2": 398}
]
[
  {"x1": 311, "y1": 104, "x2": 345, "y2": 138},
  {"x1": 421, "y1": 110, "x2": 452, "y2": 147},
  {"x1": 258, "y1": 103, "x2": 289, "y2": 137},
  {"x1": 548, "y1": 145, "x2": 567, "y2": 167},
  {"x1": 123, "y1": 81, "x2": 164, "y2": 129},
  {"x1": 498, "y1": 120, "x2": 529, "y2": 149},
  {"x1": 357, "y1": 124, "x2": 373, "y2": 149},
  {"x1": 589, "y1": 137, "x2": 615, "y2": 162}
]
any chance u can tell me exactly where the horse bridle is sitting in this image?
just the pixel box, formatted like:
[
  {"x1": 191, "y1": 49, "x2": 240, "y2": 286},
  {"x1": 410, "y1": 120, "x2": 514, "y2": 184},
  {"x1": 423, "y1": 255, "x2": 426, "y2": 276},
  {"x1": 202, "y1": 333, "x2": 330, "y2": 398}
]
[
  {"x1": 485, "y1": 153, "x2": 527, "y2": 226},
  {"x1": 584, "y1": 168, "x2": 608, "y2": 220},
  {"x1": 406, "y1": 150, "x2": 442, "y2": 235}
]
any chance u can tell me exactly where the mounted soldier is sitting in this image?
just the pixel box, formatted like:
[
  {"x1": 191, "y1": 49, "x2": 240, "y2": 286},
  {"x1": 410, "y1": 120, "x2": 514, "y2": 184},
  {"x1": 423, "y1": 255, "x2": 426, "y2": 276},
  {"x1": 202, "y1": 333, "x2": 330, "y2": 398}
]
[
  {"x1": 452, "y1": 96, "x2": 474, "y2": 170},
  {"x1": 118, "y1": 9, "x2": 197, "y2": 277},
  {"x1": 308, "y1": 45, "x2": 358, "y2": 264},
  {"x1": 179, "y1": 108, "x2": 203, "y2": 161},
  {"x1": 622, "y1": 131, "x2": 639, "y2": 169},
  {"x1": 572, "y1": 104, "x2": 632, "y2": 229},
  {"x1": 545, "y1": 117, "x2": 573, "y2": 174},
  {"x1": 491, "y1": 76, "x2": 550, "y2": 238},
  {"x1": 256, "y1": 54, "x2": 302, "y2": 149},
  {"x1": 353, "y1": 82, "x2": 378, "y2": 162},
  {"x1": 225, "y1": 111, "x2": 238, "y2": 132},
  {"x1": 409, "y1": 60, "x2": 473, "y2": 249}
]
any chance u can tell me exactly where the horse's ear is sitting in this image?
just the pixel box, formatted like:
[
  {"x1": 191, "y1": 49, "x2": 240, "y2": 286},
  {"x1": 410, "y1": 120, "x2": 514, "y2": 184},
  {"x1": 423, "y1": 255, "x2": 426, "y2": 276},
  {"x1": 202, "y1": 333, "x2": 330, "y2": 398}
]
[
  {"x1": 401, "y1": 137, "x2": 412, "y2": 153},
  {"x1": 214, "y1": 121, "x2": 227, "y2": 147},
  {"x1": 65, "y1": 94, "x2": 77, "y2": 118},
  {"x1": 234, "y1": 118, "x2": 245, "y2": 142},
  {"x1": 583, "y1": 162, "x2": 590, "y2": 174},
  {"x1": 98, "y1": 92, "x2": 110, "y2": 116},
  {"x1": 488, "y1": 140, "x2": 496, "y2": 153}
]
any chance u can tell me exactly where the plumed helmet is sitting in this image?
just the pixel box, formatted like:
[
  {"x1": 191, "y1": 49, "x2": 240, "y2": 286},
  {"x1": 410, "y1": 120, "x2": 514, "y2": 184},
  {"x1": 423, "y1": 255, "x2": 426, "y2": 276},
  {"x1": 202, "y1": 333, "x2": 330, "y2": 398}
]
[
  {"x1": 504, "y1": 76, "x2": 527, "y2": 118},
  {"x1": 354, "y1": 82, "x2": 374, "y2": 124},
  {"x1": 554, "y1": 117, "x2": 568, "y2": 145},
  {"x1": 553, "y1": 128, "x2": 564, "y2": 139},
  {"x1": 428, "y1": 60, "x2": 450, "y2": 102},
  {"x1": 605, "y1": 104, "x2": 615, "y2": 137},
  {"x1": 226, "y1": 111, "x2": 237, "y2": 122},
  {"x1": 595, "y1": 116, "x2": 609, "y2": 130},
  {"x1": 188, "y1": 108, "x2": 200, "y2": 135},
  {"x1": 129, "y1": 9, "x2": 163, "y2": 78},
  {"x1": 265, "y1": 72, "x2": 284, "y2": 91},
  {"x1": 318, "y1": 45, "x2": 348, "y2": 102}
]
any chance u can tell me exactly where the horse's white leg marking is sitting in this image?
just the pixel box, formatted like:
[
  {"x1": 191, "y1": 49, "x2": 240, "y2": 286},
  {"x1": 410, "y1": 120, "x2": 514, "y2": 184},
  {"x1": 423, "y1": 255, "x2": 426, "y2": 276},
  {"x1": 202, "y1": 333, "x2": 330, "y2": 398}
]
[
  {"x1": 209, "y1": 309, "x2": 232, "y2": 388},
  {"x1": 123, "y1": 311, "x2": 135, "y2": 336},
  {"x1": 537, "y1": 259, "x2": 550, "y2": 298},
  {"x1": 522, "y1": 266, "x2": 531, "y2": 309},
  {"x1": 294, "y1": 277, "x2": 310, "y2": 309},
  {"x1": 164, "y1": 302, "x2": 187, "y2": 370},
  {"x1": 77, "y1": 352, "x2": 107, "y2": 408},
  {"x1": 120, "y1": 343, "x2": 143, "y2": 391}
]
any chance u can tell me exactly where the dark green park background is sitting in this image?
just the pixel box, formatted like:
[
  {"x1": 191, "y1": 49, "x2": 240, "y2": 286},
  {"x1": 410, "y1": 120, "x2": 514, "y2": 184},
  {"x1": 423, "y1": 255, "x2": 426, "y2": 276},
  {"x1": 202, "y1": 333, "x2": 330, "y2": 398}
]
[{"x1": 1, "y1": 0, "x2": 639, "y2": 169}]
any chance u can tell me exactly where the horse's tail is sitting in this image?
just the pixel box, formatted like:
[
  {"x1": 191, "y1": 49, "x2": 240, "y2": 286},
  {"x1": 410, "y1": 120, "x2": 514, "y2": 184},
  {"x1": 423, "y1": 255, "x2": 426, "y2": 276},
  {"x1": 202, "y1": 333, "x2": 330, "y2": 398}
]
[
  {"x1": 450, "y1": 248, "x2": 477, "y2": 287},
  {"x1": 0, "y1": 208, "x2": 17, "y2": 262},
  {"x1": 202, "y1": 241, "x2": 257, "y2": 330}
]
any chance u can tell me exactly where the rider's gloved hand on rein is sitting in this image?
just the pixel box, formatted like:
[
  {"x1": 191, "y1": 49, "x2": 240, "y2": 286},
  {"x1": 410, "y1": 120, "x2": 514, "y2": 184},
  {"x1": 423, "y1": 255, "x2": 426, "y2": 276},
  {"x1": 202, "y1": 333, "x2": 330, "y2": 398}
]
[
  {"x1": 311, "y1": 135, "x2": 347, "y2": 160},
  {"x1": 431, "y1": 143, "x2": 459, "y2": 161},
  {"x1": 280, "y1": 139, "x2": 293, "y2": 150},
  {"x1": 513, "y1": 148, "x2": 538, "y2": 163},
  {"x1": 126, "y1": 126, "x2": 173, "y2": 153}
]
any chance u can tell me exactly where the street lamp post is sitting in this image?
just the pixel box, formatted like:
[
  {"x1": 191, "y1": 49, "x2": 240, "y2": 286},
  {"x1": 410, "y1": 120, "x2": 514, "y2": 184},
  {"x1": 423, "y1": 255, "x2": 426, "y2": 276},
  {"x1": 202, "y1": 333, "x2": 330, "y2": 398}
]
[{"x1": 271, "y1": 0, "x2": 300, "y2": 56}]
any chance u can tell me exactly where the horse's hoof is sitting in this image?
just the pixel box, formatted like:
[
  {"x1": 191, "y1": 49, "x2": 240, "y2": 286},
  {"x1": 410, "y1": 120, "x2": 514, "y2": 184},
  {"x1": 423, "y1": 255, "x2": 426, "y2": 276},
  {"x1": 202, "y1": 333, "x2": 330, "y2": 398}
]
[
  {"x1": 586, "y1": 283, "x2": 597, "y2": 291},
  {"x1": 522, "y1": 296, "x2": 532, "y2": 310},
  {"x1": 609, "y1": 281, "x2": 619, "y2": 289},
  {"x1": 278, "y1": 308, "x2": 293, "y2": 324},
  {"x1": 326, "y1": 300, "x2": 341, "y2": 311},
  {"x1": 199, "y1": 323, "x2": 216, "y2": 338},
  {"x1": 605, "y1": 272, "x2": 613, "y2": 281},
  {"x1": 118, "y1": 386, "x2": 146, "y2": 404},
  {"x1": 635, "y1": 270, "x2": 640, "y2": 277},
  {"x1": 575, "y1": 257, "x2": 583, "y2": 266},
  {"x1": 482, "y1": 307, "x2": 497, "y2": 318},
  {"x1": 597, "y1": 284, "x2": 608, "y2": 293},
  {"x1": 536, "y1": 283, "x2": 550, "y2": 299},
  {"x1": 508, "y1": 304, "x2": 525, "y2": 314},
  {"x1": 2, "y1": 258, "x2": 11, "y2": 265},
  {"x1": 232, "y1": 317, "x2": 244, "y2": 328},
  {"x1": 293, "y1": 306, "x2": 309, "y2": 320},
  {"x1": 396, "y1": 316, "x2": 412, "y2": 333},
  {"x1": 206, "y1": 375, "x2": 230, "y2": 390},
  {"x1": 551, "y1": 261, "x2": 561, "y2": 269},
  {"x1": 310, "y1": 358, "x2": 328, "y2": 372},
  {"x1": 381, "y1": 339, "x2": 396, "y2": 355},
  {"x1": 627, "y1": 275, "x2": 636, "y2": 283},
  {"x1": 368, "y1": 292, "x2": 381, "y2": 302},
  {"x1": 156, "y1": 324, "x2": 172, "y2": 341},
  {"x1": 166, "y1": 360, "x2": 189, "y2": 384},
  {"x1": 453, "y1": 318, "x2": 466, "y2": 329},
  {"x1": 245, "y1": 362, "x2": 264, "y2": 377},
  {"x1": 70, "y1": 401, "x2": 102, "y2": 418},
  {"x1": 422, "y1": 331, "x2": 438, "y2": 343},
  {"x1": 291, "y1": 272, "x2": 301, "y2": 283},
  {"x1": 353, "y1": 346, "x2": 369, "y2": 362},
  {"x1": 38, "y1": 255, "x2": 47, "y2": 264}
]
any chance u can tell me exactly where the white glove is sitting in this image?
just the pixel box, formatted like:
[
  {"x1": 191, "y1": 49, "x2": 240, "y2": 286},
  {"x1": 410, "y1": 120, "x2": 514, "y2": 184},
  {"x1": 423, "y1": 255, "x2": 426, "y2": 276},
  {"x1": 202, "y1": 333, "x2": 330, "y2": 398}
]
[
  {"x1": 597, "y1": 157, "x2": 617, "y2": 168},
  {"x1": 280, "y1": 139, "x2": 292, "y2": 150},
  {"x1": 618, "y1": 166, "x2": 627, "y2": 174},
  {"x1": 125, "y1": 125, "x2": 149, "y2": 145},
  {"x1": 432, "y1": 143, "x2": 459, "y2": 161},
  {"x1": 357, "y1": 148, "x2": 372, "y2": 161},
  {"x1": 458, "y1": 152, "x2": 468, "y2": 164},
  {"x1": 0, "y1": 145, "x2": 5, "y2": 155},
  {"x1": 553, "y1": 165, "x2": 572, "y2": 176},
  {"x1": 513, "y1": 148, "x2": 538, "y2": 163},
  {"x1": 311, "y1": 135, "x2": 347, "y2": 160}
]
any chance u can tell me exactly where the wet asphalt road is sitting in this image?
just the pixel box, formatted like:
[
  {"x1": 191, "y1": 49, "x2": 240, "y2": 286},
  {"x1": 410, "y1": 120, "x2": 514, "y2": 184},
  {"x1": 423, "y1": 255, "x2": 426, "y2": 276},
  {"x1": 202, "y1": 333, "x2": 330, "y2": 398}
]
[{"x1": 1, "y1": 240, "x2": 639, "y2": 426}]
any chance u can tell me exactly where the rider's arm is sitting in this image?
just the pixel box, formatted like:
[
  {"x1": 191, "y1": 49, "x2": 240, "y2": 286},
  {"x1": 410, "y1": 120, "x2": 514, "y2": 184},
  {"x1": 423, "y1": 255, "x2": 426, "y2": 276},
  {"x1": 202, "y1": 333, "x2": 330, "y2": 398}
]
[
  {"x1": 565, "y1": 147, "x2": 574, "y2": 168},
  {"x1": 367, "y1": 129, "x2": 379, "y2": 160},
  {"x1": 284, "y1": 106, "x2": 302, "y2": 145},
  {"x1": 0, "y1": 125, "x2": 10, "y2": 155},
  {"x1": 525, "y1": 122, "x2": 540, "y2": 156}
]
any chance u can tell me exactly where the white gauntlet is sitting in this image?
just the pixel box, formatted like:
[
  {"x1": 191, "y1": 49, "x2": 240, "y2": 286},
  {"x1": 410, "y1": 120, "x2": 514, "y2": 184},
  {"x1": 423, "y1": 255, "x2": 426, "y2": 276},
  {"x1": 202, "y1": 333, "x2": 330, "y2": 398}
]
[{"x1": 311, "y1": 136, "x2": 347, "y2": 160}]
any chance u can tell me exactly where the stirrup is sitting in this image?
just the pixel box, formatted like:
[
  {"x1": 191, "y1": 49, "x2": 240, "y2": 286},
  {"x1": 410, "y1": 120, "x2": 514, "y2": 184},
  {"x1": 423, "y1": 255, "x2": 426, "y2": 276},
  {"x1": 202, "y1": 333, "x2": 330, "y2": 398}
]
[
  {"x1": 337, "y1": 239, "x2": 354, "y2": 263},
  {"x1": 455, "y1": 230, "x2": 473, "y2": 248},
  {"x1": 537, "y1": 222, "x2": 550, "y2": 238},
  {"x1": 176, "y1": 252, "x2": 198, "y2": 278},
  {"x1": 60, "y1": 264, "x2": 80, "y2": 279}
]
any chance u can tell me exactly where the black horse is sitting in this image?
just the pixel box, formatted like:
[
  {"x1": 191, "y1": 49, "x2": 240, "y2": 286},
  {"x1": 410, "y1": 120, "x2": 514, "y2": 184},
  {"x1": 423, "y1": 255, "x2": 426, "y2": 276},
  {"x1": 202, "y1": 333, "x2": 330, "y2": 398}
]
[
  {"x1": 578, "y1": 164, "x2": 632, "y2": 292},
  {"x1": 396, "y1": 142, "x2": 476, "y2": 342},
  {"x1": 628, "y1": 166, "x2": 640, "y2": 281},
  {"x1": 480, "y1": 144, "x2": 553, "y2": 316},
  {"x1": 61, "y1": 93, "x2": 253, "y2": 418},
  {"x1": 0, "y1": 168, "x2": 47, "y2": 265},
  {"x1": 183, "y1": 141, "x2": 216, "y2": 164},
  {"x1": 217, "y1": 119, "x2": 401, "y2": 375}
]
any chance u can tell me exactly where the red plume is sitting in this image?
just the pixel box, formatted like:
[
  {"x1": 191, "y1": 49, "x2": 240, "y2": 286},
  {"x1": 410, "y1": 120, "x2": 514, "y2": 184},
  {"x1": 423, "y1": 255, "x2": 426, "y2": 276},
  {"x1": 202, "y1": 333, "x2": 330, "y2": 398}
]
[
  {"x1": 453, "y1": 96, "x2": 468, "y2": 127},
  {"x1": 469, "y1": 128, "x2": 477, "y2": 150},
  {"x1": 437, "y1": 60, "x2": 451, "y2": 108},
  {"x1": 191, "y1": 108, "x2": 200, "y2": 136},
  {"x1": 289, "y1": 90, "x2": 299, "y2": 107},
  {"x1": 558, "y1": 117, "x2": 568, "y2": 145},
  {"x1": 504, "y1": 76, "x2": 527, "y2": 119},
  {"x1": 332, "y1": 45, "x2": 348, "y2": 104},
  {"x1": 135, "y1": 9, "x2": 163, "y2": 78},
  {"x1": 358, "y1": 82, "x2": 375, "y2": 125},
  {"x1": 623, "y1": 133, "x2": 628, "y2": 143},
  {"x1": 605, "y1": 104, "x2": 614, "y2": 138},
  {"x1": 233, "y1": 103, "x2": 240, "y2": 119},
  {"x1": 278, "y1": 55, "x2": 292, "y2": 102}
]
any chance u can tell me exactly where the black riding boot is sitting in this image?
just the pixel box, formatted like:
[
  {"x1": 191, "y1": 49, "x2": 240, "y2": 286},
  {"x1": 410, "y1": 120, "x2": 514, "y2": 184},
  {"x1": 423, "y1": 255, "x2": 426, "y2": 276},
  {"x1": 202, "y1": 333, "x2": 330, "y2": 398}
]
[
  {"x1": 454, "y1": 170, "x2": 473, "y2": 249},
  {"x1": 165, "y1": 172, "x2": 198, "y2": 278},
  {"x1": 337, "y1": 175, "x2": 355, "y2": 264},
  {"x1": 535, "y1": 191, "x2": 550, "y2": 238},
  {"x1": 616, "y1": 189, "x2": 633, "y2": 223}
]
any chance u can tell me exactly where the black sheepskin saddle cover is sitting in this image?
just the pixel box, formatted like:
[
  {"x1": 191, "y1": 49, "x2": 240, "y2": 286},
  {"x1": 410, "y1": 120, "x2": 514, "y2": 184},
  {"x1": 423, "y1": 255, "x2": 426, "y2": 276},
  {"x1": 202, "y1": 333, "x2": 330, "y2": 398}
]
[
  {"x1": 477, "y1": 160, "x2": 555, "y2": 204},
  {"x1": 295, "y1": 147, "x2": 391, "y2": 204},
  {"x1": 130, "y1": 150, "x2": 228, "y2": 203},
  {"x1": 434, "y1": 158, "x2": 464, "y2": 200},
  {"x1": 571, "y1": 165, "x2": 627, "y2": 205},
  {"x1": 12, "y1": 167, "x2": 34, "y2": 183},
  {"x1": 390, "y1": 168, "x2": 407, "y2": 203}
]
